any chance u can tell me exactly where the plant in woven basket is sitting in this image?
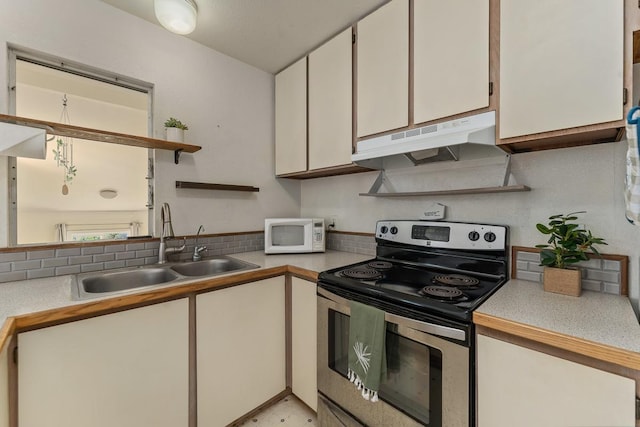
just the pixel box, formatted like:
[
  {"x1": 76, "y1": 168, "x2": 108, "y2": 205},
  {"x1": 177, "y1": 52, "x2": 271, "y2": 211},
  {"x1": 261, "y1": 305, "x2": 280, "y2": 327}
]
[{"x1": 535, "y1": 211, "x2": 607, "y2": 269}]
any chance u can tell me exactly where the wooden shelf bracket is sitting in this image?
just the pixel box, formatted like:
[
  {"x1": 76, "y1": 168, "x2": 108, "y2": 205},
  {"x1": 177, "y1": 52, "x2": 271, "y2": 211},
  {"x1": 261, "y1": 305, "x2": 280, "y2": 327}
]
[
  {"x1": 174, "y1": 149, "x2": 183, "y2": 164},
  {"x1": 360, "y1": 155, "x2": 531, "y2": 197}
]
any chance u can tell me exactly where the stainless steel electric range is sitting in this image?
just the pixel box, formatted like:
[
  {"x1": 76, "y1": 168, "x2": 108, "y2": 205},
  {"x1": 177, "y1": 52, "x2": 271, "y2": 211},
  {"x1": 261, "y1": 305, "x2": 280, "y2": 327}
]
[{"x1": 316, "y1": 220, "x2": 509, "y2": 427}]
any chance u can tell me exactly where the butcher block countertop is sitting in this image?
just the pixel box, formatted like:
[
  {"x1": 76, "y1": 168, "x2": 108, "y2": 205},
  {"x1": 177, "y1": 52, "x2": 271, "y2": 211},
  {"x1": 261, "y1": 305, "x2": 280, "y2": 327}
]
[
  {"x1": 0, "y1": 250, "x2": 370, "y2": 353},
  {"x1": 474, "y1": 279, "x2": 640, "y2": 370}
]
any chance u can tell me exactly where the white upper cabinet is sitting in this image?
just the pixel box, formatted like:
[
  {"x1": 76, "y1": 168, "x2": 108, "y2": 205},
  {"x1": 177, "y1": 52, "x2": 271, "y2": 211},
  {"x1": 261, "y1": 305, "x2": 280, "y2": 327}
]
[
  {"x1": 309, "y1": 28, "x2": 353, "y2": 170},
  {"x1": 0, "y1": 122, "x2": 46, "y2": 159},
  {"x1": 413, "y1": 0, "x2": 489, "y2": 124},
  {"x1": 356, "y1": 0, "x2": 409, "y2": 138},
  {"x1": 499, "y1": 0, "x2": 624, "y2": 139},
  {"x1": 275, "y1": 57, "x2": 307, "y2": 175}
]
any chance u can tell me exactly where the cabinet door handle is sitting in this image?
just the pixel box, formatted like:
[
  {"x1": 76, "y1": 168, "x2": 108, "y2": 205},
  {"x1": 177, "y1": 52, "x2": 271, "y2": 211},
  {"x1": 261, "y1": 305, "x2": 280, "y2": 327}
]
[{"x1": 623, "y1": 88, "x2": 628, "y2": 105}]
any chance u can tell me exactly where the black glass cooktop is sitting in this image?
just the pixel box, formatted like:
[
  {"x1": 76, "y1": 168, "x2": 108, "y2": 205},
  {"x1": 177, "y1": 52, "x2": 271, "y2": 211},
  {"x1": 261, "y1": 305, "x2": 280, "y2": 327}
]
[{"x1": 318, "y1": 258, "x2": 507, "y2": 322}]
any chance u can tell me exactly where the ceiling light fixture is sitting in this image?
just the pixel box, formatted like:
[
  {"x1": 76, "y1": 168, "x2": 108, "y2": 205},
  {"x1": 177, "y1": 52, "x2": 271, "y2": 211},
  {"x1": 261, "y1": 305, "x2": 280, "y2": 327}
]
[
  {"x1": 99, "y1": 189, "x2": 118, "y2": 199},
  {"x1": 154, "y1": 0, "x2": 198, "y2": 35}
]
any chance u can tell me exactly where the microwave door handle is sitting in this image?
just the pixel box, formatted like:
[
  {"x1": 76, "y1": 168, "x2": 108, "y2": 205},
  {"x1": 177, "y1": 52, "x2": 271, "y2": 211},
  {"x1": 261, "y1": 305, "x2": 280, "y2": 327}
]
[{"x1": 317, "y1": 287, "x2": 466, "y2": 342}]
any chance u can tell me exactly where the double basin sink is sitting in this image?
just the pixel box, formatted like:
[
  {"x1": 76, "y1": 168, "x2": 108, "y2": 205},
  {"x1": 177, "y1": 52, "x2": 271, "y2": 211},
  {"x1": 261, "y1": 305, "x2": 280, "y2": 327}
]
[{"x1": 73, "y1": 256, "x2": 259, "y2": 300}]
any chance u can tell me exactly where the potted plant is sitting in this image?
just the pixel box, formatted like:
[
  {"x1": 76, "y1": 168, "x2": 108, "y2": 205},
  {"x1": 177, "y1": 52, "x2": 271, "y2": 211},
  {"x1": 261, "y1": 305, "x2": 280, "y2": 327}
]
[
  {"x1": 164, "y1": 117, "x2": 189, "y2": 142},
  {"x1": 535, "y1": 211, "x2": 607, "y2": 296}
]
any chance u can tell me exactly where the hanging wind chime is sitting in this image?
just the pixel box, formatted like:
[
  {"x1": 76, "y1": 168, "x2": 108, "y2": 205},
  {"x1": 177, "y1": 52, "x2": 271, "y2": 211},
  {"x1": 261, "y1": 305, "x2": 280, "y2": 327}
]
[{"x1": 52, "y1": 94, "x2": 77, "y2": 195}]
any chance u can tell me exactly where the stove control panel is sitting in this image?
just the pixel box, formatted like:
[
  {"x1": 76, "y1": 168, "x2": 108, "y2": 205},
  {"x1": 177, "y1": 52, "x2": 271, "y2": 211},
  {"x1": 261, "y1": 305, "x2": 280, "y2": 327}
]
[{"x1": 376, "y1": 220, "x2": 507, "y2": 251}]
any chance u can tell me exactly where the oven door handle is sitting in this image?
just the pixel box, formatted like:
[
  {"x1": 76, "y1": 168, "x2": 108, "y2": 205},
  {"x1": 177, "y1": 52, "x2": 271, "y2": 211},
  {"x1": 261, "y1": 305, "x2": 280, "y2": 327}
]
[{"x1": 317, "y1": 287, "x2": 466, "y2": 342}]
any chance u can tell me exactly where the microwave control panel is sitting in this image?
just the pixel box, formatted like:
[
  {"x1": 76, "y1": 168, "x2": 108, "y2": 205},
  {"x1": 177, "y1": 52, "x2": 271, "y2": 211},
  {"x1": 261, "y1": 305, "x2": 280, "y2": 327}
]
[{"x1": 312, "y1": 219, "x2": 325, "y2": 252}]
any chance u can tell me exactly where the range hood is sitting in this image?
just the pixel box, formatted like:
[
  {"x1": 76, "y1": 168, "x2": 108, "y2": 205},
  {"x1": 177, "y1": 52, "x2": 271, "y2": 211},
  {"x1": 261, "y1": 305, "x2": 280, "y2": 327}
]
[
  {"x1": 0, "y1": 121, "x2": 47, "y2": 159},
  {"x1": 352, "y1": 111, "x2": 499, "y2": 168}
]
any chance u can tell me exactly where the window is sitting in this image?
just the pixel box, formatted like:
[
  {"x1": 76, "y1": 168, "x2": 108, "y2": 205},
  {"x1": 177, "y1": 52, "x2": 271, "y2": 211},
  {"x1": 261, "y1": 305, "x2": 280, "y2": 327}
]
[{"x1": 6, "y1": 48, "x2": 154, "y2": 246}]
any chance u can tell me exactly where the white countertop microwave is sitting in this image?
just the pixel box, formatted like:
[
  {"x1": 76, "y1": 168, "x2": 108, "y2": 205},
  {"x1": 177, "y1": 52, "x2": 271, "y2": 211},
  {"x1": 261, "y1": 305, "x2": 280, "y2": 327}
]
[{"x1": 264, "y1": 218, "x2": 326, "y2": 254}]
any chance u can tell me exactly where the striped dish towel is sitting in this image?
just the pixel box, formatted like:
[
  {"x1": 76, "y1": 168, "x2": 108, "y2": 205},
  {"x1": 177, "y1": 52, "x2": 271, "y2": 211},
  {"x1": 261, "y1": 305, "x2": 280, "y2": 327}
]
[{"x1": 626, "y1": 106, "x2": 640, "y2": 225}]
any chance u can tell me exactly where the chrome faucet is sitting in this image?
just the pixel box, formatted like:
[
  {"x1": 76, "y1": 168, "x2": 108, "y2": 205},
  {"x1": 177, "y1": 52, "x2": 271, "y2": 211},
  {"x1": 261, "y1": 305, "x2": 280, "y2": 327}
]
[
  {"x1": 192, "y1": 225, "x2": 207, "y2": 261},
  {"x1": 158, "y1": 203, "x2": 185, "y2": 264}
]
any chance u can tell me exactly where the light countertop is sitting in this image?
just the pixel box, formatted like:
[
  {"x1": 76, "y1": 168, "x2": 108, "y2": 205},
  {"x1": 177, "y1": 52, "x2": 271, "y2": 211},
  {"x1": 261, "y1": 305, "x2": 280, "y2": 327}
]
[
  {"x1": 1, "y1": 251, "x2": 639, "y2": 371},
  {"x1": 230, "y1": 250, "x2": 369, "y2": 275},
  {"x1": 475, "y1": 279, "x2": 640, "y2": 370},
  {"x1": 0, "y1": 250, "x2": 370, "y2": 349}
]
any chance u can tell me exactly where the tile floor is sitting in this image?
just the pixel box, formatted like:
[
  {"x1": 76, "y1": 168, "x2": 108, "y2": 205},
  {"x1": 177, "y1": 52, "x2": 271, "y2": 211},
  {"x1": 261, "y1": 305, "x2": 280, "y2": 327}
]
[{"x1": 240, "y1": 395, "x2": 317, "y2": 426}]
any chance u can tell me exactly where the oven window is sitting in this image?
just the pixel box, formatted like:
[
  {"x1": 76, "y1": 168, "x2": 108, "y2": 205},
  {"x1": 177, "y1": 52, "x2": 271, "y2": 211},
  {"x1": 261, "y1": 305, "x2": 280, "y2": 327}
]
[
  {"x1": 271, "y1": 225, "x2": 305, "y2": 246},
  {"x1": 328, "y1": 309, "x2": 443, "y2": 426}
]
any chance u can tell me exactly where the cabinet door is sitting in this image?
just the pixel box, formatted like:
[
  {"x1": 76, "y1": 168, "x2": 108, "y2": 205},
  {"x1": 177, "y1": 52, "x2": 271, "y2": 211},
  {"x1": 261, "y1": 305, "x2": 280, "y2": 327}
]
[
  {"x1": 291, "y1": 277, "x2": 317, "y2": 410},
  {"x1": 413, "y1": 0, "x2": 489, "y2": 124},
  {"x1": 197, "y1": 278, "x2": 286, "y2": 426},
  {"x1": 0, "y1": 344, "x2": 8, "y2": 427},
  {"x1": 18, "y1": 299, "x2": 189, "y2": 427},
  {"x1": 356, "y1": 0, "x2": 409, "y2": 138},
  {"x1": 309, "y1": 28, "x2": 353, "y2": 170},
  {"x1": 499, "y1": 0, "x2": 624, "y2": 139},
  {"x1": 275, "y1": 58, "x2": 307, "y2": 175},
  {"x1": 477, "y1": 334, "x2": 635, "y2": 427}
]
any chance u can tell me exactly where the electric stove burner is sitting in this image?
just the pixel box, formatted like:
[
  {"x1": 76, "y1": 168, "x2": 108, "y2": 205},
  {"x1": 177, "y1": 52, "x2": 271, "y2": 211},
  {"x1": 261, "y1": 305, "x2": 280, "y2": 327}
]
[
  {"x1": 433, "y1": 274, "x2": 480, "y2": 288},
  {"x1": 367, "y1": 261, "x2": 393, "y2": 270},
  {"x1": 421, "y1": 286, "x2": 465, "y2": 301},
  {"x1": 341, "y1": 268, "x2": 382, "y2": 280},
  {"x1": 318, "y1": 220, "x2": 509, "y2": 322}
]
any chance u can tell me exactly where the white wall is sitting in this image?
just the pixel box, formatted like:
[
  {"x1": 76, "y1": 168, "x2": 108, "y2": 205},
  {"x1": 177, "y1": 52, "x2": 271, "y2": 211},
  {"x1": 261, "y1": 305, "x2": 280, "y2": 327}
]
[
  {"x1": 0, "y1": 0, "x2": 300, "y2": 240},
  {"x1": 301, "y1": 141, "x2": 640, "y2": 314}
]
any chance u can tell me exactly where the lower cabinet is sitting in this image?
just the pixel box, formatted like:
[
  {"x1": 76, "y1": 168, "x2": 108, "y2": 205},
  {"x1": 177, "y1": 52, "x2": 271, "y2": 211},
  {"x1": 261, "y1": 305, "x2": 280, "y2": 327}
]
[
  {"x1": 0, "y1": 343, "x2": 8, "y2": 427},
  {"x1": 11, "y1": 275, "x2": 316, "y2": 426},
  {"x1": 17, "y1": 298, "x2": 189, "y2": 427},
  {"x1": 476, "y1": 334, "x2": 636, "y2": 427},
  {"x1": 197, "y1": 277, "x2": 286, "y2": 425},
  {"x1": 291, "y1": 277, "x2": 317, "y2": 410}
]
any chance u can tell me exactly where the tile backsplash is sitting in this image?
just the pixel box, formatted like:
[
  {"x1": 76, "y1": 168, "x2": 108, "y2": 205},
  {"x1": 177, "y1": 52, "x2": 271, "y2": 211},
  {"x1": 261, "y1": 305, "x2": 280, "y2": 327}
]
[
  {"x1": 0, "y1": 231, "x2": 378, "y2": 284},
  {"x1": 513, "y1": 247, "x2": 627, "y2": 295},
  {"x1": 0, "y1": 232, "x2": 265, "y2": 284},
  {"x1": 326, "y1": 231, "x2": 376, "y2": 256}
]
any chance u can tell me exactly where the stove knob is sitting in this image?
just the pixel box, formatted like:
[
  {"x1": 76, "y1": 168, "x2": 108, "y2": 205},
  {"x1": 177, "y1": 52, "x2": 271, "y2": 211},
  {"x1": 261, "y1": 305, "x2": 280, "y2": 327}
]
[
  {"x1": 484, "y1": 231, "x2": 496, "y2": 243},
  {"x1": 390, "y1": 226, "x2": 398, "y2": 235},
  {"x1": 380, "y1": 226, "x2": 389, "y2": 234},
  {"x1": 468, "y1": 231, "x2": 480, "y2": 241}
]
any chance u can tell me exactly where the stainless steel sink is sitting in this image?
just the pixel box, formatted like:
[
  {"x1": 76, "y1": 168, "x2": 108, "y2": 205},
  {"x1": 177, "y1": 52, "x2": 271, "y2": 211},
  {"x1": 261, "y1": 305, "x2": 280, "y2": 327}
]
[
  {"x1": 73, "y1": 256, "x2": 259, "y2": 300},
  {"x1": 170, "y1": 257, "x2": 257, "y2": 277},
  {"x1": 79, "y1": 268, "x2": 181, "y2": 295}
]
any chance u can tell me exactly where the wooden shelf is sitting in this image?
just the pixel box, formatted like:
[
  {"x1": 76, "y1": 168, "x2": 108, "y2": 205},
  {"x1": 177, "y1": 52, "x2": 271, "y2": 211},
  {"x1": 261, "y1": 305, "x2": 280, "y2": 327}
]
[
  {"x1": 360, "y1": 184, "x2": 531, "y2": 197},
  {"x1": 175, "y1": 181, "x2": 259, "y2": 192},
  {"x1": 0, "y1": 114, "x2": 202, "y2": 154},
  {"x1": 276, "y1": 163, "x2": 373, "y2": 179}
]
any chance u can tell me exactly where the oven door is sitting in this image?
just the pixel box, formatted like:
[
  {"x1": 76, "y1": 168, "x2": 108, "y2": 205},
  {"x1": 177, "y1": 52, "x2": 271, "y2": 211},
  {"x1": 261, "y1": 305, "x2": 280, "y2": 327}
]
[{"x1": 317, "y1": 287, "x2": 470, "y2": 427}]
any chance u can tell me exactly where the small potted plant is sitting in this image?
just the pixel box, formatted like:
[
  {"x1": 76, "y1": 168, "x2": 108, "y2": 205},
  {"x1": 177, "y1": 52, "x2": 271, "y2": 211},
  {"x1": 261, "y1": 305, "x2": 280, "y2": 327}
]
[
  {"x1": 535, "y1": 211, "x2": 607, "y2": 296},
  {"x1": 164, "y1": 117, "x2": 189, "y2": 142}
]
